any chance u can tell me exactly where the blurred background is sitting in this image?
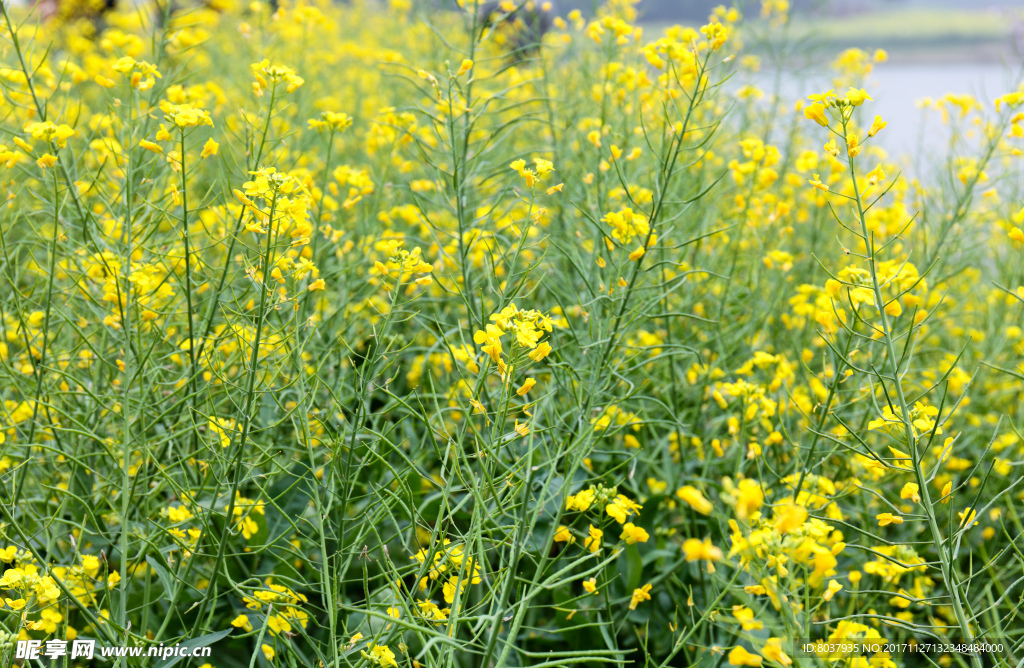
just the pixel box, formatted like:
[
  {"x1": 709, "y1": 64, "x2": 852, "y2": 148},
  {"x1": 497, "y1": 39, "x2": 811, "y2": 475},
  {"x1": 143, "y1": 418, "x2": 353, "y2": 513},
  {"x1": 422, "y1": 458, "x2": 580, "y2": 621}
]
[
  {"x1": 635, "y1": 0, "x2": 1024, "y2": 157},
  {"x1": 17, "y1": 0, "x2": 1022, "y2": 156},
  {"x1": 391, "y1": 0, "x2": 1024, "y2": 155},
  {"x1": 523, "y1": 0, "x2": 1024, "y2": 157}
]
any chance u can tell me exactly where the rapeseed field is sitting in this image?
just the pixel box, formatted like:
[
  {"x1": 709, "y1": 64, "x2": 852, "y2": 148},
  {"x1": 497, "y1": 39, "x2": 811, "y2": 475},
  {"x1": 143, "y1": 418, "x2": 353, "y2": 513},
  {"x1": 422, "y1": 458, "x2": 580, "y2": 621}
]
[{"x1": 0, "y1": 0, "x2": 1022, "y2": 666}]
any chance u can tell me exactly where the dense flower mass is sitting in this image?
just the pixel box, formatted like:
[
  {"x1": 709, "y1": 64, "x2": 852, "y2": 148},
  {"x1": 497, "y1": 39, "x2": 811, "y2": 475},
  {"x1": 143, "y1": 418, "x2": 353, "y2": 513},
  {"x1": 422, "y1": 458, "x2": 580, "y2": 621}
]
[{"x1": 0, "y1": 0, "x2": 1020, "y2": 666}]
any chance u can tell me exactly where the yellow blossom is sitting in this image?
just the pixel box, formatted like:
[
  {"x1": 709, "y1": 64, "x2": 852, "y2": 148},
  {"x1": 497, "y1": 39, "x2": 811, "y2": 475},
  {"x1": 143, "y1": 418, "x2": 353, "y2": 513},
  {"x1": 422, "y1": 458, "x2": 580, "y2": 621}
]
[
  {"x1": 823, "y1": 579, "x2": 843, "y2": 602},
  {"x1": 201, "y1": 138, "x2": 220, "y2": 158},
  {"x1": 876, "y1": 513, "x2": 903, "y2": 527},
  {"x1": 628, "y1": 583, "x2": 652, "y2": 610},
  {"x1": 619, "y1": 522, "x2": 649, "y2": 545},
  {"x1": 900, "y1": 483, "x2": 920, "y2": 504},
  {"x1": 728, "y1": 646, "x2": 763, "y2": 667},
  {"x1": 676, "y1": 485, "x2": 713, "y2": 515}
]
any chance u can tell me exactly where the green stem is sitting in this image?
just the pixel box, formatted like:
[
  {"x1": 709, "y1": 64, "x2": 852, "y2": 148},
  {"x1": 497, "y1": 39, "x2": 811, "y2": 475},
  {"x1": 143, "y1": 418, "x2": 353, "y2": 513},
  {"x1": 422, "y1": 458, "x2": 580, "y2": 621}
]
[
  {"x1": 845, "y1": 120, "x2": 981, "y2": 668},
  {"x1": 181, "y1": 190, "x2": 280, "y2": 633},
  {"x1": 179, "y1": 127, "x2": 200, "y2": 451},
  {"x1": 118, "y1": 84, "x2": 136, "y2": 665}
]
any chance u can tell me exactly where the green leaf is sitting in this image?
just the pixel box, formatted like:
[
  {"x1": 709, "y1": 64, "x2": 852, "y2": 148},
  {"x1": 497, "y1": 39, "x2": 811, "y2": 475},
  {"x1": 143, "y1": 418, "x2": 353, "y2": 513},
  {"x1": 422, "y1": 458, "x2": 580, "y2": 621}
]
[
  {"x1": 146, "y1": 555, "x2": 175, "y2": 602},
  {"x1": 620, "y1": 544, "x2": 644, "y2": 592}
]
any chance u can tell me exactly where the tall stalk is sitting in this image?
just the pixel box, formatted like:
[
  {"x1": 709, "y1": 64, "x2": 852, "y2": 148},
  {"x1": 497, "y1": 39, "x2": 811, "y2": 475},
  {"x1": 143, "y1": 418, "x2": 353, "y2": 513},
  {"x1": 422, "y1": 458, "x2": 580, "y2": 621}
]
[{"x1": 842, "y1": 115, "x2": 982, "y2": 668}]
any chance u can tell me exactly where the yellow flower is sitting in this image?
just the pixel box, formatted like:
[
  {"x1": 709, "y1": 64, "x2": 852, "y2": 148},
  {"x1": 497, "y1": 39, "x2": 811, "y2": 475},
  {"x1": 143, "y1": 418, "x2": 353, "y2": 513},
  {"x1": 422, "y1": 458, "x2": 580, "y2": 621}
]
[
  {"x1": 845, "y1": 87, "x2": 872, "y2": 106},
  {"x1": 509, "y1": 158, "x2": 536, "y2": 187},
  {"x1": 584, "y1": 524, "x2": 602, "y2": 553},
  {"x1": 772, "y1": 503, "x2": 807, "y2": 534},
  {"x1": 442, "y1": 576, "x2": 465, "y2": 603},
  {"x1": 261, "y1": 644, "x2": 275, "y2": 661},
  {"x1": 682, "y1": 537, "x2": 723, "y2": 563},
  {"x1": 603, "y1": 207, "x2": 650, "y2": 244},
  {"x1": 628, "y1": 583, "x2": 652, "y2": 610},
  {"x1": 647, "y1": 478, "x2": 667, "y2": 494},
  {"x1": 606, "y1": 495, "x2": 642, "y2": 524},
  {"x1": 161, "y1": 102, "x2": 214, "y2": 128},
  {"x1": 209, "y1": 417, "x2": 235, "y2": 448},
  {"x1": 516, "y1": 377, "x2": 536, "y2": 396},
  {"x1": 619, "y1": 522, "x2": 649, "y2": 545},
  {"x1": 553, "y1": 525, "x2": 575, "y2": 544},
  {"x1": 201, "y1": 138, "x2": 219, "y2": 158},
  {"x1": 868, "y1": 114, "x2": 887, "y2": 137},
  {"x1": 231, "y1": 614, "x2": 252, "y2": 631},
  {"x1": 900, "y1": 483, "x2": 920, "y2": 503},
  {"x1": 527, "y1": 341, "x2": 552, "y2": 362},
  {"x1": 732, "y1": 479, "x2": 764, "y2": 519},
  {"x1": 958, "y1": 508, "x2": 977, "y2": 528},
  {"x1": 940, "y1": 481, "x2": 952, "y2": 503},
  {"x1": 36, "y1": 154, "x2": 57, "y2": 169},
  {"x1": 251, "y1": 59, "x2": 305, "y2": 94},
  {"x1": 534, "y1": 157, "x2": 554, "y2": 176},
  {"x1": 761, "y1": 638, "x2": 792, "y2": 666},
  {"x1": 866, "y1": 164, "x2": 886, "y2": 186},
  {"x1": 566, "y1": 488, "x2": 595, "y2": 512},
  {"x1": 117, "y1": 59, "x2": 161, "y2": 90},
  {"x1": 808, "y1": 174, "x2": 828, "y2": 192},
  {"x1": 728, "y1": 645, "x2": 763, "y2": 666},
  {"x1": 363, "y1": 644, "x2": 398, "y2": 668},
  {"x1": 995, "y1": 91, "x2": 1024, "y2": 111},
  {"x1": 822, "y1": 579, "x2": 843, "y2": 602},
  {"x1": 803, "y1": 102, "x2": 828, "y2": 126},
  {"x1": 456, "y1": 59, "x2": 474, "y2": 76},
  {"x1": 26, "y1": 122, "x2": 76, "y2": 148},
  {"x1": 700, "y1": 21, "x2": 728, "y2": 49},
  {"x1": 732, "y1": 605, "x2": 763, "y2": 630},
  {"x1": 808, "y1": 89, "x2": 836, "y2": 103},
  {"x1": 139, "y1": 140, "x2": 164, "y2": 154},
  {"x1": 583, "y1": 577, "x2": 598, "y2": 595},
  {"x1": 876, "y1": 513, "x2": 903, "y2": 526},
  {"x1": 846, "y1": 132, "x2": 860, "y2": 157},
  {"x1": 308, "y1": 111, "x2": 353, "y2": 133},
  {"x1": 267, "y1": 614, "x2": 292, "y2": 635},
  {"x1": 675, "y1": 485, "x2": 713, "y2": 515},
  {"x1": 167, "y1": 505, "x2": 193, "y2": 523}
]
